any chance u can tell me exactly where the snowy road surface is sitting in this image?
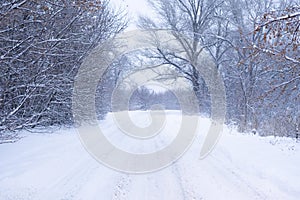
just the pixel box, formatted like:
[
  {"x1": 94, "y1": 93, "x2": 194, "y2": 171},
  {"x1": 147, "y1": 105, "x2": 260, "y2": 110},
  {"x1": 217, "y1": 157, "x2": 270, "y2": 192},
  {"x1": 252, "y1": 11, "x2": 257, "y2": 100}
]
[{"x1": 0, "y1": 111, "x2": 299, "y2": 200}]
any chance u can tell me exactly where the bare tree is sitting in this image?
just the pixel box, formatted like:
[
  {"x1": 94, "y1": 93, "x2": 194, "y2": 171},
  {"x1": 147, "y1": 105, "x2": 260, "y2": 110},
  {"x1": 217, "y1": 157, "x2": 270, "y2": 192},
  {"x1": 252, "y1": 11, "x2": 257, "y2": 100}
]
[
  {"x1": 138, "y1": 0, "x2": 227, "y2": 114},
  {"x1": 138, "y1": 0, "x2": 300, "y2": 137},
  {"x1": 0, "y1": 0, "x2": 127, "y2": 138}
]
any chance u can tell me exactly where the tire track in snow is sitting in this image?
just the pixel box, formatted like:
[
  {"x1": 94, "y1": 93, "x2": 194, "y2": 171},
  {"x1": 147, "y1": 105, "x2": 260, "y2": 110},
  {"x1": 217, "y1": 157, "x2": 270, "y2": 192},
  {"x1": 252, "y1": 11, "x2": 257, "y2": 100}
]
[
  {"x1": 207, "y1": 154, "x2": 267, "y2": 199},
  {"x1": 36, "y1": 158, "x2": 96, "y2": 200},
  {"x1": 112, "y1": 175, "x2": 132, "y2": 200},
  {"x1": 107, "y1": 112, "x2": 189, "y2": 200},
  {"x1": 171, "y1": 163, "x2": 199, "y2": 200}
]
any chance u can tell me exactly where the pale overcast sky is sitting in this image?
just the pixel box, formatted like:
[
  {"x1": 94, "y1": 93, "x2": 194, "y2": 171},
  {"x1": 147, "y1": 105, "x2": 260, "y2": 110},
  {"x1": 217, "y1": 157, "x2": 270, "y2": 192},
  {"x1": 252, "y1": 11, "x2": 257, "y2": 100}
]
[{"x1": 111, "y1": 0, "x2": 153, "y2": 30}]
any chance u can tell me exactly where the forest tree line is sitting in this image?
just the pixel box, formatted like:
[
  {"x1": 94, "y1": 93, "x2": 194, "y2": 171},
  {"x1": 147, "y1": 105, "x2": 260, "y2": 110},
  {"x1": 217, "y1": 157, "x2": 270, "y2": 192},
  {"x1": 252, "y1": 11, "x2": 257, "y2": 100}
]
[{"x1": 0, "y1": 0, "x2": 299, "y2": 141}]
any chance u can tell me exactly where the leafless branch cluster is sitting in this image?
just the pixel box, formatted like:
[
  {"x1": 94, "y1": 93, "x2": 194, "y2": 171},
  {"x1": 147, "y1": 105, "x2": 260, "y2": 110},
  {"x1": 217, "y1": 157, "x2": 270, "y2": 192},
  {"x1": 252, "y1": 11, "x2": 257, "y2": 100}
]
[
  {"x1": 138, "y1": 0, "x2": 300, "y2": 137},
  {"x1": 0, "y1": 0, "x2": 127, "y2": 135}
]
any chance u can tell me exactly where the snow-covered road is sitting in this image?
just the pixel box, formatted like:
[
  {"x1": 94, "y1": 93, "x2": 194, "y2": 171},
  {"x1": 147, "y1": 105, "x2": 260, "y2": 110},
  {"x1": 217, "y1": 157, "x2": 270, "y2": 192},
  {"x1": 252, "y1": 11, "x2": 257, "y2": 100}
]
[{"x1": 0, "y1": 111, "x2": 299, "y2": 200}]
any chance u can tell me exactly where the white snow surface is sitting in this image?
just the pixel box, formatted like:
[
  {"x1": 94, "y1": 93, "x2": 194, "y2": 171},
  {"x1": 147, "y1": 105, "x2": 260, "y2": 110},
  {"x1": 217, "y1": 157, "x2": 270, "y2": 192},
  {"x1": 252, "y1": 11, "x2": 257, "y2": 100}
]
[{"x1": 0, "y1": 111, "x2": 299, "y2": 200}]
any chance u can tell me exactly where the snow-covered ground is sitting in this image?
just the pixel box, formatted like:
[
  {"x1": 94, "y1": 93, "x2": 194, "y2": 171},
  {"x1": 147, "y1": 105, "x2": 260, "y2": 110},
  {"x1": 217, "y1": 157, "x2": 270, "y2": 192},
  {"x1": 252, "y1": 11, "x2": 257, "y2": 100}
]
[{"x1": 0, "y1": 111, "x2": 299, "y2": 200}]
